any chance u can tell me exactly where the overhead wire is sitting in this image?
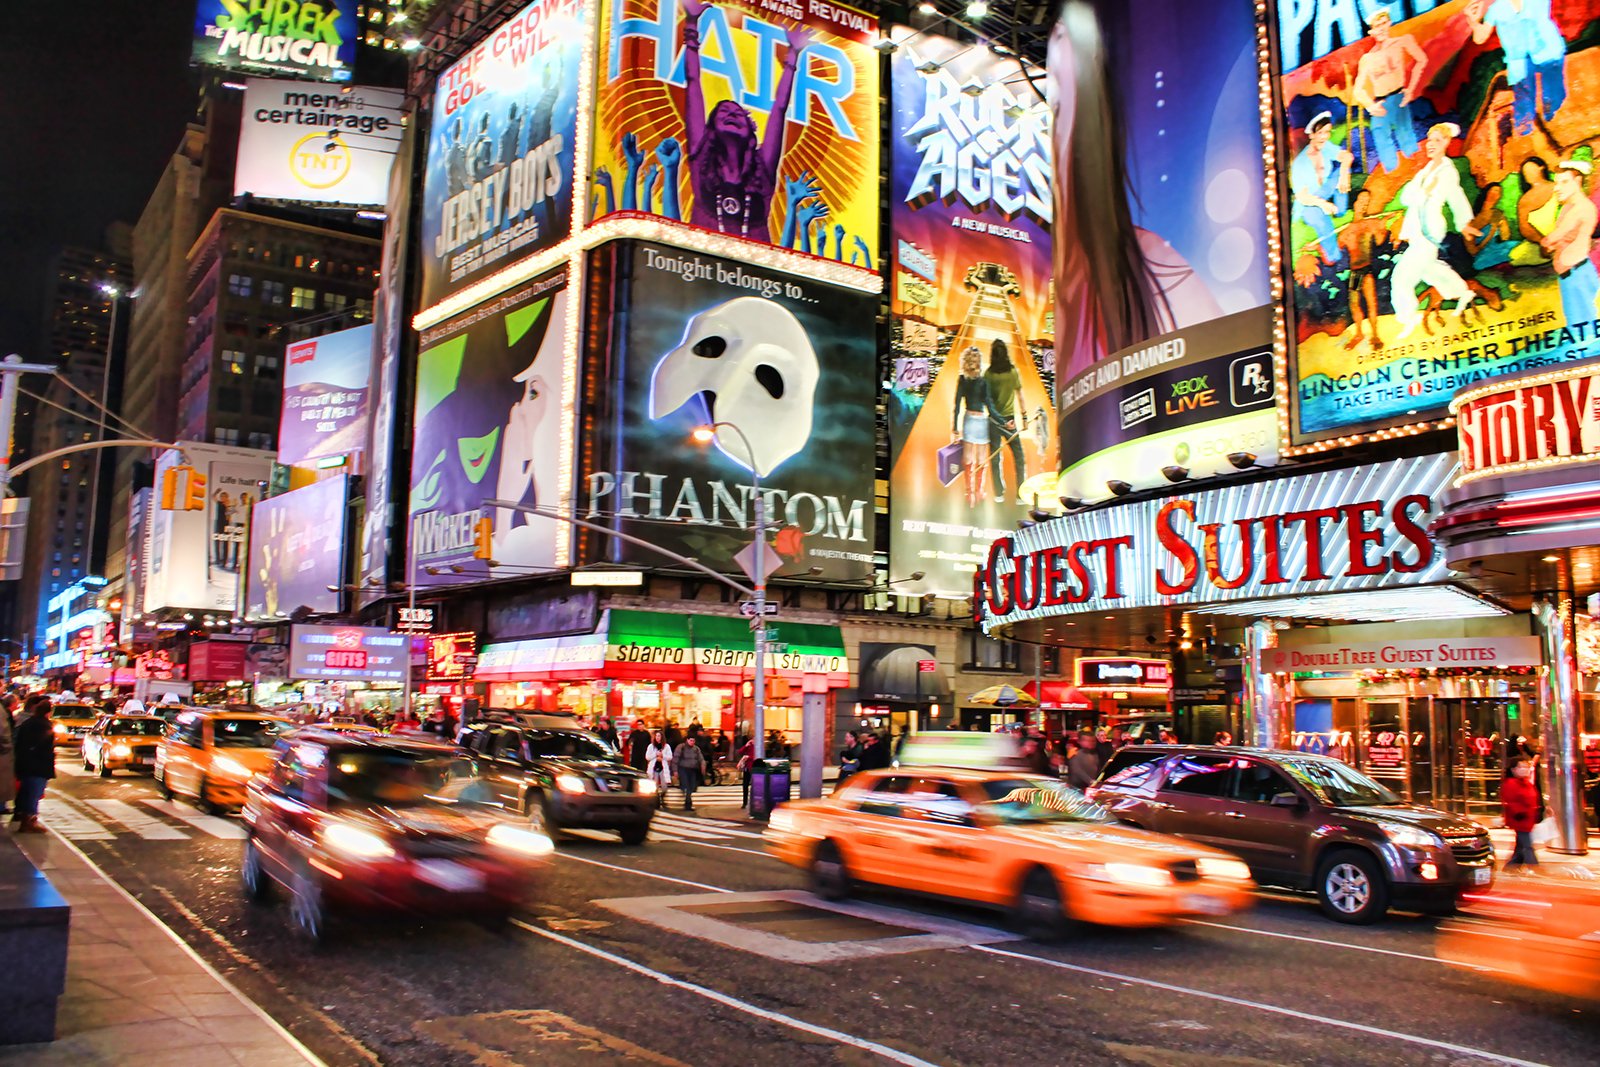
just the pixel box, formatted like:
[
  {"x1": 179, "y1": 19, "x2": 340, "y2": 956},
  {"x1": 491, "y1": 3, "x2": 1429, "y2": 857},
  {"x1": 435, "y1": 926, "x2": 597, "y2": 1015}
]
[{"x1": 47, "y1": 372, "x2": 153, "y2": 441}]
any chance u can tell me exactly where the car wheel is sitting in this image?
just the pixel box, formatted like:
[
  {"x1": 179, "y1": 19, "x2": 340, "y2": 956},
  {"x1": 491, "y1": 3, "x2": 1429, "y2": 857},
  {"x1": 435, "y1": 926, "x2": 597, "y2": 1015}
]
[
  {"x1": 83, "y1": 752, "x2": 94, "y2": 772},
  {"x1": 98, "y1": 755, "x2": 112, "y2": 778},
  {"x1": 1012, "y1": 867, "x2": 1069, "y2": 941},
  {"x1": 1316, "y1": 850, "x2": 1389, "y2": 924},
  {"x1": 155, "y1": 769, "x2": 173, "y2": 800},
  {"x1": 288, "y1": 863, "x2": 329, "y2": 943},
  {"x1": 241, "y1": 836, "x2": 275, "y2": 904},
  {"x1": 195, "y1": 775, "x2": 217, "y2": 814},
  {"x1": 811, "y1": 840, "x2": 852, "y2": 901},
  {"x1": 619, "y1": 823, "x2": 649, "y2": 846}
]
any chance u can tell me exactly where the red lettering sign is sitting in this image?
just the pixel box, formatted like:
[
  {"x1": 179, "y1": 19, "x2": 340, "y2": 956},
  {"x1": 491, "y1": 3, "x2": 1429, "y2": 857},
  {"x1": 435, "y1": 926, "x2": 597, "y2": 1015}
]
[
  {"x1": 325, "y1": 649, "x2": 368, "y2": 670},
  {"x1": 1457, "y1": 369, "x2": 1599, "y2": 479}
]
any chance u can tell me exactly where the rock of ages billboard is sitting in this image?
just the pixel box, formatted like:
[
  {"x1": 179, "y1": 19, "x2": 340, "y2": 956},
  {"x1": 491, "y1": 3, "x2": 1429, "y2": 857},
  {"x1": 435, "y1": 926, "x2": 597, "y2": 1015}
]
[
  {"x1": 584, "y1": 241, "x2": 875, "y2": 583},
  {"x1": 1276, "y1": 0, "x2": 1600, "y2": 444},
  {"x1": 590, "y1": 0, "x2": 879, "y2": 262},
  {"x1": 420, "y1": 0, "x2": 583, "y2": 310},
  {"x1": 409, "y1": 271, "x2": 571, "y2": 586},
  {"x1": 192, "y1": 0, "x2": 356, "y2": 83}
]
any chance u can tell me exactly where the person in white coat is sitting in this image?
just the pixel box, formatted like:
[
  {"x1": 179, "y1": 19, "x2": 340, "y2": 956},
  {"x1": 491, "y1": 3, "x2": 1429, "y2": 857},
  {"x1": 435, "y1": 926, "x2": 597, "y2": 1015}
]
[
  {"x1": 645, "y1": 730, "x2": 673, "y2": 809},
  {"x1": 1392, "y1": 122, "x2": 1482, "y2": 339}
]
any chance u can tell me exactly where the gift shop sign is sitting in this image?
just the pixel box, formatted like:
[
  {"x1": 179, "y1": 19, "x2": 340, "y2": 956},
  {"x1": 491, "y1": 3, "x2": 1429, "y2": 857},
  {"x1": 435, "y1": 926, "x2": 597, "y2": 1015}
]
[
  {"x1": 1263, "y1": 637, "x2": 1541, "y2": 674},
  {"x1": 1451, "y1": 362, "x2": 1600, "y2": 486},
  {"x1": 975, "y1": 455, "x2": 1457, "y2": 631}
]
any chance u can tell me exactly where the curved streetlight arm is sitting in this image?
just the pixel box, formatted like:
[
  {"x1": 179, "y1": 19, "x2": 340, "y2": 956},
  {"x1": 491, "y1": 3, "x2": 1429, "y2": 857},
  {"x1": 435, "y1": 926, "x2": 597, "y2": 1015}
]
[{"x1": 7, "y1": 439, "x2": 182, "y2": 482}]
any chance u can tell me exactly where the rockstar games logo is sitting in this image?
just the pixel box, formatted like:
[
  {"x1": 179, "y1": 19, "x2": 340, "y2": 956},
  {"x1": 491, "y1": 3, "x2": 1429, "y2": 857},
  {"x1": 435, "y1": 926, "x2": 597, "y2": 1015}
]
[{"x1": 289, "y1": 132, "x2": 353, "y2": 190}]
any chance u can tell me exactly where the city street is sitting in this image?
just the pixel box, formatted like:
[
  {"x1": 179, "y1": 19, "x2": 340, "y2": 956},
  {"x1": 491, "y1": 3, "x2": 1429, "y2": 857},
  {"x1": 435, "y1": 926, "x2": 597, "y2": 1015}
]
[{"x1": 21, "y1": 767, "x2": 1597, "y2": 1067}]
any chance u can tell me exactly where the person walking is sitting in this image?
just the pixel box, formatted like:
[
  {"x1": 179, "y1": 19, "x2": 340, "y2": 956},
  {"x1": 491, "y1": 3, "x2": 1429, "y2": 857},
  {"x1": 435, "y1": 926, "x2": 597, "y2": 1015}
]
[
  {"x1": 645, "y1": 730, "x2": 673, "y2": 809},
  {"x1": 837, "y1": 730, "x2": 862, "y2": 783},
  {"x1": 674, "y1": 726, "x2": 707, "y2": 812},
  {"x1": 858, "y1": 731, "x2": 891, "y2": 771},
  {"x1": 1066, "y1": 730, "x2": 1103, "y2": 790},
  {"x1": 629, "y1": 722, "x2": 652, "y2": 772},
  {"x1": 1501, "y1": 756, "x2": 1542, "y2": 871},
  {"x1": 736, "y1": 734, "x2": 756, "y2": 808},
  {"x1": 0, "y1": 693, "x2": 17, "y2": 817},
  {"x1": 11, "y1": 695, "x2": 55, "y2": 833}
]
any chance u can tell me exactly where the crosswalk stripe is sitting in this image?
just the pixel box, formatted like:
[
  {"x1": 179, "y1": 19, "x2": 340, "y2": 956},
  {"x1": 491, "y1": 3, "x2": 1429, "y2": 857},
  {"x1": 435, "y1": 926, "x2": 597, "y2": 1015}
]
[
  {"x1": 653, "y1": 813, "x2": 763, "y2": 840},
  {"x1": 37, "y1": 796, "x2": 114, "y2": 840},
  {"x1": 83, "y1": 799, "x2": 190, "y2": 841},
  {"x1": 57, "y1": 763, "x2": 91, "y2": 778},
  {"x1": 139, "y1": 799, "x2": 247, "y2": 840}
]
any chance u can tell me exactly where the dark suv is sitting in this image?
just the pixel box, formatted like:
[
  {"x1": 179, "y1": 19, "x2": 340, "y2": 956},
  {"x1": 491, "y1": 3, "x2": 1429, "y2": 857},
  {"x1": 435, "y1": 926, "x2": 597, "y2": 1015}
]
[
  {"x1": 1090, "y1": 746, "x2": 1494, "y2": 923},
  {"x1": 459, "y1": 715, "x2": 656, "y2": 845}
]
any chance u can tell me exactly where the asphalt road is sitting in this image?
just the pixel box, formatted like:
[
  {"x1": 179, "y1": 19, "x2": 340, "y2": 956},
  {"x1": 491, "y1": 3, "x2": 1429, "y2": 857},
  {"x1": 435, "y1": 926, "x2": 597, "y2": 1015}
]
[{"x1": 29, "y1": 763, "x2": 1600, "y2": 1067}]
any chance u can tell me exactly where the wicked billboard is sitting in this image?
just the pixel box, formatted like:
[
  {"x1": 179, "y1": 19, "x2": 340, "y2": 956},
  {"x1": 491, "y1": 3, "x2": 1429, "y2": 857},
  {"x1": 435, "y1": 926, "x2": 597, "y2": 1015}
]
[{"x1": 583, "y1": 241, "x2": 875, "y2": 583}]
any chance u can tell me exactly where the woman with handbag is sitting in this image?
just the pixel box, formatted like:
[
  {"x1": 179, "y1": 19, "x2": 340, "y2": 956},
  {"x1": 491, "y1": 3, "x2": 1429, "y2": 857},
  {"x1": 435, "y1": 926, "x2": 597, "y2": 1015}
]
[
  {"x1": 951, "y1": 346, "x2": 994, "y2": 509},
  {"x1": 645, "y1": 730, "x2": 673, "y2": 809},
  {"x1": 1501, "y1": 757, "x2": 1542, "y2": 871}
]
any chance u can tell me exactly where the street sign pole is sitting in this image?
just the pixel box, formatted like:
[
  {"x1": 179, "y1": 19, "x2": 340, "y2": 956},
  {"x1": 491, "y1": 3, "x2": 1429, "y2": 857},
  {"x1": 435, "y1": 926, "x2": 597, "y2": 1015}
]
[{"x1": 0, "y1": 355, "x2": 60, "y2": 496}]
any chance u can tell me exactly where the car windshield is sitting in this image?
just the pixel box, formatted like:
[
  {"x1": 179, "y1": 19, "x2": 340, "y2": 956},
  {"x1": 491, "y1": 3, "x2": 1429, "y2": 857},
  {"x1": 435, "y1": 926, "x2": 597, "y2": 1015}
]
[
  {"x1": 106, "y1": 718, "x2": 163, "y2": 736},
  {"x1": 54, "y1": 705, "x2": 98, "y2": 720},
  {"x1": 327, "y1": 752, "x2": 492, "y2": 809},
  {"x1": 213, "y1": 718, "x2": 287, "y2": 748},
  {"x1": 528, "y1": 730, "x2": 616, "y2": 761},
  {"x1": 976, "y1": 778, "x2": 1114, "y2": 825},
  {"x1": 1276, "y1": 757, "x2": 1399, "y2": 807}
]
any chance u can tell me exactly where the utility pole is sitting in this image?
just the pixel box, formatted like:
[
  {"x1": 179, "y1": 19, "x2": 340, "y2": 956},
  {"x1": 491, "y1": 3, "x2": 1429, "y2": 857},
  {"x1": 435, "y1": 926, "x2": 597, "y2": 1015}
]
[{"x1": 0, "y1": 355, "x2": 61, "y2": 496}]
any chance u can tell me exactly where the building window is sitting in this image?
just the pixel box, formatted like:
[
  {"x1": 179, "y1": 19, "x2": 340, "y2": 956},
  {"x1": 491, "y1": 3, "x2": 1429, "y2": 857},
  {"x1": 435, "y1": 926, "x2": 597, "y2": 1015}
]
[
  {"x1": 214, "y1": 427, "x2": 240, "y2": 446},
  {"x1": 261, "y1": 280, "x2": 286, "y2": 305},
  {"x1": 247, "y1": 431, "x2": 272, "y2": 450},
  {"x1": 219, "y1": 387, "x2": 243, "y2": 412},
  {"x1": 228, "y1": 273, "x2": 253, "y2": 298},
  {"x1": 325, "y1": 292, "x2": 348, "y2": 312},
  {"x1": 255, "y1": 352, "x2": 279, "y2": 377},
  {"x1": 222, "y1": 349, "x2": 245, "y2": 375},
  {"x1": 290, "y1": 286, "x2": 317, "y2": 310},
  {"x1": 963, "y1": 630, "x2": 1020, "y2": 672}
]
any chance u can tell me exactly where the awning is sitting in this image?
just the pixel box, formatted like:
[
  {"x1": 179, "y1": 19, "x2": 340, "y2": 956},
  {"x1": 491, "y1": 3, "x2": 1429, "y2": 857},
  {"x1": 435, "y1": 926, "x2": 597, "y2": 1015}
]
[
  {"x1": 1023, "y1": 680, "x2": 1095, "y2": 710},
  {"x1": 692, "y1": 615, "x2": 849, "y2": 689}
]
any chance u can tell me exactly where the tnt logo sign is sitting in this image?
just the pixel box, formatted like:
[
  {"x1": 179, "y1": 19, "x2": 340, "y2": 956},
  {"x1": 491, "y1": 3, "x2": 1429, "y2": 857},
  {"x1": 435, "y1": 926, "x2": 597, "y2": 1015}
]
[
  {"x1": 290, "y1": 131, "x2": 353, "y2": 191},
  {"x1": 1229, "y1": 352, "x2": 1274, "y2": 408}
]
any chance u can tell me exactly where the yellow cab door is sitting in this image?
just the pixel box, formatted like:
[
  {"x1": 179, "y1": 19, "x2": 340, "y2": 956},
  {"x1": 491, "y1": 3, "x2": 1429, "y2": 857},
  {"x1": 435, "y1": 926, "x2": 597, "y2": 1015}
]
[
  {"x1": 892, "y1": 775, "x2": 1008, "y2": 904},
  {"x1": 832, "y1": 774, "x2": 924, "y2": 889}
]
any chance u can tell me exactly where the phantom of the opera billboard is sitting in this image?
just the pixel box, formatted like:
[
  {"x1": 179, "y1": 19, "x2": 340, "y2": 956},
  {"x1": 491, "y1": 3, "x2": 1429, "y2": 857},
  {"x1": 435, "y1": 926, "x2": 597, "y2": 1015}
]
[
  {"x1": 245, "y1": 474, "x2": 348, "y2": 621},
  {"x1": 885, "y1": 29, "x2": 1055, "y2": 597},
  {"x1": 420, "y1": 0, "x2": 584, "y2": 310},
  {"x1": 591, "y1": 0, "x2": 879, "y2": 263},
  {"x1": 1276, "y1": 0, "x2": 1600, "y2": 445},
  {"x1": 192, "y1": 0, "x2": 357, "y2": 83},
  {"x1": 409, "y1": 271, "x2": 571, "y2": 586},
  {"x1": 279, "y1": 323, "x2": 373, "y2": 467},
  {"x1": 1051, "y1": 0, "x2": 1275, "y2": 503},
  {"x1": 235, "y1": 79, "x2": 402, "y2": 206},
  {"x1": 583, "y1": 241, "x2": 876, "y2": 583}
]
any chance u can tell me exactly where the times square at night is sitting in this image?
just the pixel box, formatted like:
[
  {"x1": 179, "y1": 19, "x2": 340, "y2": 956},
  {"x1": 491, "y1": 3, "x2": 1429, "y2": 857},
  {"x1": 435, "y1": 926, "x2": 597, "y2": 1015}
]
[{"x1": 3, "y1": 0, "x2": 1600, "y2": 1063}]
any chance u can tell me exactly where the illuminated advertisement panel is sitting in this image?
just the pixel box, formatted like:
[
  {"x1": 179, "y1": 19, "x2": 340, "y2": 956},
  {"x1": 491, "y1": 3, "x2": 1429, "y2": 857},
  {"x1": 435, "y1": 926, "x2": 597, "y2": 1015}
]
[
  {"x1": 235, "y1": 80, "x2": 402, "y2": 206},
  {"x1": 419, "y1": 0, "x2": 584, "y2": 309},
  {"x1": 885, "y1": 29, "x2": 1056, "y2": 596},
  {"x1": 192, "y1": 0, "x2": 356, "y2": 82},
  {"x1": 244, "y1": 475, "x2": 349, "y2": 621},
  {"x1": 583, "y1": 240, "x2": 875, "y2": 583},
  {"x1": 289, "y1": 624, "x2": 406, "y2": 681},
  {"x1": 1050, "y1": 0, "x2": 1274, "y2": 500},
  {"x1": 144, "y1": 444, "x2": 275, "y2": 613},
  {"x1": 279, "y1": 324, "x2": 373, "y2": 467},
  {"x1": 591, "y1": 0, "x2": 879, "y2": 262},
  {"x1": 1275, "y1": 0, "x2": 1600, "y2": 445},
  {"x1": 426, "y1": 632, "x2": 480, "y2": 681}
]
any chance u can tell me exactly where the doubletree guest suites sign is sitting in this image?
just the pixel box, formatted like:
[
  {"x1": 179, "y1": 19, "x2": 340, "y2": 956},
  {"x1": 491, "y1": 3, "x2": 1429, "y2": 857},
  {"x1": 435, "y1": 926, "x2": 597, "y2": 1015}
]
[{"x1": 975, "y1": 454, "x2": 1457, "y2": 632}]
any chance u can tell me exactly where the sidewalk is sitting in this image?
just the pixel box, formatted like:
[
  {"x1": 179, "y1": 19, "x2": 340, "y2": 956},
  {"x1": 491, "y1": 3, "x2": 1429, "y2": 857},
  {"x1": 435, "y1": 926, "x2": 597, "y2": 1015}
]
[
  {"x1": 5, "y1": 829, "x2": 322, "y2": 1067},
  {"x1": 1487, "y1": 827, "x2": 1600, "y2": 877}
]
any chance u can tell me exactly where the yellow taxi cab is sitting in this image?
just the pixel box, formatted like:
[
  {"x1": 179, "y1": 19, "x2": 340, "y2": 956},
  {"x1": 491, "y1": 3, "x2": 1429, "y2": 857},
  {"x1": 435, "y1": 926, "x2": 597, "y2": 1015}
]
[
  {"x1": 1437, "y1": 874, "x2": 1600, "y2": 1000},
  {"x1": 50, "y1": 699, "x2": 103, "y2": 751},
  {"x1": 766, "y1": 735, "x2": 1254, "y2": 937},
  {"x1": 155, "y1": 709, "x2": 290, "y2": 813},
  {"x1": 81, "y1": 713, "x2": 167, "y2": 776}
]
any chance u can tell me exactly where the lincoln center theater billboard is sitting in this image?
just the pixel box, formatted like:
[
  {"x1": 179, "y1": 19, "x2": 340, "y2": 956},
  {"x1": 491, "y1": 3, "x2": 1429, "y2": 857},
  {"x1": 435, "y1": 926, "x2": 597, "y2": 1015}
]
[
  {"x1": 244, "y1": 475, "x2": 349, "y2": 621},
  {"x1": 192, "y1": 0, "x2": 357, "y2": 83},
  {"x1": 235, "y1": 80, "x2": 402, "y2": 206},
  {"x1": 1051, "y1": 0, "x2": 1274, "y2": 502},
  {"x1": 1275, "y1": 0, "x2": 1600, "y2": 445},
  {"x1": 591, "y1": 0, "x2": 879, "y2": 262},
  {"x1": 420, "y1": 0, "x2": 584, "y2": 309},
  {"x1": 280, "y1": 323, "x2": 373, "y2": 467},
  {"x1": 584, "y1": 241, "x2": 875, "y2": 583},
  {"x1": 410, "y1": 271, "x2": 570, "y2": 585},
  {"x1": 885, "y1": 29, "x2": 1055, "y2": 597}
]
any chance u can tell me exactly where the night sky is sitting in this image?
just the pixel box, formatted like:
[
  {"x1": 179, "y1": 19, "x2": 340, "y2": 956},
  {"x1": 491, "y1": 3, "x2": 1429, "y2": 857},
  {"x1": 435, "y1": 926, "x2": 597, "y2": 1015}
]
[{"x1": 0, "y1": 2, "x2": 199, "y2": 357}]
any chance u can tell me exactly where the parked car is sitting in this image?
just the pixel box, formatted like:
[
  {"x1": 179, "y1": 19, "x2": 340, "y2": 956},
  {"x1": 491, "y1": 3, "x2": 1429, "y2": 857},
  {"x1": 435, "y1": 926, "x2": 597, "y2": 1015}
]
[
  {"x1": 155, "y1": 709, "x2": 290, "y2": 812},
  {"x1": 82, "y1": 714, "x2": 166, "y2": 776},
  {"x1": 241, "y1": 729, "x2": 549, "y2": 941},
  {"x1": 1089, "y1": 746, "x2": 1494, "y2": 923},
  {"x1": 49, "y1": 701, "x2": 102, "y2": 751},
  {"x1": 459, "y1": 715, "x2": 656, "y2": 844}
]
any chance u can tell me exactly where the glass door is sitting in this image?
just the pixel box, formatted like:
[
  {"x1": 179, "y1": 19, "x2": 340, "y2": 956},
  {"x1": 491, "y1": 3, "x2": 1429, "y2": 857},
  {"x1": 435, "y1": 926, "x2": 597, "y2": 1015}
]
[
  {"x1": 1430, "y1": 698, "x2": 1508, "y2": 819},
  {"x1": 1359, "y1": 701, "x2": 1409, "y2": 799}
]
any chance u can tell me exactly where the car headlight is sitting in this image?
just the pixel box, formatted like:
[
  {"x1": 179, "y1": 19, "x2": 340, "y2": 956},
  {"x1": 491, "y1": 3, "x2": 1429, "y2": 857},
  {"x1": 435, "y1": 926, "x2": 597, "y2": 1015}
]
[
  {"x1": 1100, "y1": 863, "x2": 1175, "y2": 888},
  {"x1": 111, "y1": 744, "x2": 131, "y2": 758},
  {"x1": 52, "y1": 722, "x2": 67, "y2": 736},
  {"x1": 488, "y1": 823, "x2": 555, "y2": 857},
  {"x1": 554, "y1": 773, "x2": 586, "y2": 794},
  {"x1": 1375, "y1": 820, "x2": 1441, "y2": 850},
  {"x1": 322, "y1": 822, "x2": 395, "y2": 860},
  {"x1": 213, "y1": 756, "x2": 252, "y2": 779},
  {"x1": 637, "y1": 778, "x2": 657, "y2": 795},
  {"x1": 1196, "y1": 857, "x2": 1252, "y2": 881}
]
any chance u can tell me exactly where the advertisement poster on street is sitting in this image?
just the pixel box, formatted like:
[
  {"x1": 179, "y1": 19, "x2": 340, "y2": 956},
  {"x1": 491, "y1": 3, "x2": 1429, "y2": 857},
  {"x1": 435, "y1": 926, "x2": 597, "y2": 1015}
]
[
  {"x1": 591, "y1": 0, "x2": 879, "y2": 263},
  {"x1": 419, "y1": 0, "x2": 584, "y2": 309},
  {"x1": 235, "y1": 79, "x2": 402, "y2": 205},
  {"x1": 145, "y1": 444, "x2": 274, "y2": 613},
  {"x1": 584, "y1": 240, "x2": 875, "y2": 583},
  {"x1": 409, "y1": 271, "x2": 570, "y2": 586},
  {"x1": 244, "y1": 475, "x2": 349, "y2": 621},
  {"x1": 885, "y1": 29, "x2": 1056, "y2": 596},
  {"x1": 191, "y1": 0, "x2": 357, "y2": 83},
  {"x1": 279, "y1": 324, "x2": 373, "y2": 467},
  {"x1": 1275, "y1": 0, "x2": 1600, "y2": 445},
  {"x1": 1051, "y1": 0, "x2": 1274, "y2": 501},
  {"x1": 289, "y1": 624, "x2": 406, "y2": 681}
]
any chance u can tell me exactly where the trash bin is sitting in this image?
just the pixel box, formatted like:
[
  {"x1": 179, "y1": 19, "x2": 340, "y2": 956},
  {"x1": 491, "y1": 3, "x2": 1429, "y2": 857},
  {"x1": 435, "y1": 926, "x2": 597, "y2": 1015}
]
[{"x1": 749, "y1": 758, "x2": 792, "y2": 820}]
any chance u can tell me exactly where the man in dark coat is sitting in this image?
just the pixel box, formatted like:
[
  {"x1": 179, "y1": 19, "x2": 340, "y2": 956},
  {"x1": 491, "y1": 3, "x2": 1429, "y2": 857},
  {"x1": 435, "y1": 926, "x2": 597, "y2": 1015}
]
[{"x1": 12, "y1": 695, "x2": 55, "y2": 833}]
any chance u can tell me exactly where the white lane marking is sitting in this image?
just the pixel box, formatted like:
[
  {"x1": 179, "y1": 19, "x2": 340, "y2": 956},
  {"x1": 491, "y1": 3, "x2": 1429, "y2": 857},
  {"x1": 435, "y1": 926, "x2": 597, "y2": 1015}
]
[
  {"x1": 139, "y1": 798, "x2": 247, "y2": 840},
  {"x1": 57, "y1": 762, "x2": 91, "y2": 777},
  {"x1": 83, "y1": 799, "x2": 190, "y2": 841},
  {"x1": 554, "y1": 851, "x2": 733, "y2": 893},
  {"x1": 653, "y1": 836, "x2": 768, "y2": 857},
  {"x1": 653, "y1": 813, "x2": 764, "y2": 839},
  {"x1": 1183, "y1": 919, "x2": 1469, "y2": 968},
  {"x1": 972, "y1": 944, "x2": 1552, "y2": 1067},
  {"x1": 38, "y1": 796, "x2": 114, "y2": 840},
  {"x1": 511, "y1": 919, "x2": 939, "y2": 1067}
]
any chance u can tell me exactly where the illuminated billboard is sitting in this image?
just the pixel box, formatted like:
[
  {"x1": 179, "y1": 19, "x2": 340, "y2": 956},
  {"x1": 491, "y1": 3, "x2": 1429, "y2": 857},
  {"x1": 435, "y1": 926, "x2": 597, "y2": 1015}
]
[
  {"x1": 192, "y1": 0, "x2": 356, "y2": 83},
  {"x1": 1050, "y1": 0, "x2": 1274, "y2": 501},
  {"x1": 289, "y1": 624, "x2": 406, "y2": 681},
  {"x1": 591, "y1": 0, "x2": 879, "y2": 263},
  {"x1": 279, "y1": 324, "x2": 373, "y2": 467},
  {"x1": 1275, "y1": 0, "x2": 1600, "y2": 446},
  {"x1": 244, "y1": 475, "x2": 349, "y2": 621},
  {"x1": 885, "y1": 29, "x2": 1055, "y2": 597},
  {"x1": 235, "y1": 80, "x2": 402, "y2": 206},
  {"x1": 144, "y1": 444, "x2": 275, "y2": 614},
  {"x1": 419, "y1": 0, "x2": 584, "y2": 310}
]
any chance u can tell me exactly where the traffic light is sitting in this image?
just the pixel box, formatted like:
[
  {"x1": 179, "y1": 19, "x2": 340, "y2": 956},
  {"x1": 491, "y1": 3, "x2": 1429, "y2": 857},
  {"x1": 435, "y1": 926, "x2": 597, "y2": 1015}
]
[
  {"x1": 472, "y1": 516, "x2": 494, "y2": 560},
  {"x1": 184, "y1": 469, "x2": 208, "y2": 511},
  {"x1": 159, "y1": 466, "x2": 181, "y2": 510}
]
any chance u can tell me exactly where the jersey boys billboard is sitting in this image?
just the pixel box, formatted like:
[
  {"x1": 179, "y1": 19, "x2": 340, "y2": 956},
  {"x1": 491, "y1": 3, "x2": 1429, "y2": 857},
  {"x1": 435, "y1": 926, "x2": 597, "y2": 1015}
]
[
  {"x1": 584, "y1": 241, "x2": 875, "y2": 583},
  {"x1": 192, "y1": 0, "x2": 357, "y2": 83},
  {"x1": 591, "y1": 0, "x2": 879, "y2": 262},
  {"x1": 1276, "y1": 0, "x2": 1600, "y2": 444},
  {"x1": 420, "y1": 0, "x2": 584, "y2": 309},
  {"x1": 885, "y1": 30, "x2": 1056, "y2": 597}
]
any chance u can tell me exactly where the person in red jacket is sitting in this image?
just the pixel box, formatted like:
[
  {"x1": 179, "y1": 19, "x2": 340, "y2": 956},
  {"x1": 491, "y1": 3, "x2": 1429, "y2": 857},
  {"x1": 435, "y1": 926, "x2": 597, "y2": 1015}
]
[{"x1": 1500, "y1": 757, "x2": 1542, "y2": 871}]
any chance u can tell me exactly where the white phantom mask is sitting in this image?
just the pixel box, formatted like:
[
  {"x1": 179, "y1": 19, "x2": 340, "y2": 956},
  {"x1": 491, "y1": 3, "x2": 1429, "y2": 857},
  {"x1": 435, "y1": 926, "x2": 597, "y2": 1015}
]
[{"x1": 648, "y1": 297, "x2": 820, "y2": 478}]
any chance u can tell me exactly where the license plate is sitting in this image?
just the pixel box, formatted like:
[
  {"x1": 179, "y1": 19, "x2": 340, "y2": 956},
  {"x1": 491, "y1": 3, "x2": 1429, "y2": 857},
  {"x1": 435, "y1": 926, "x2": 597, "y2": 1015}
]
[
  {"x1": 135, "y1": 758, "x2": 154, "y2": 766},
  {"x1": 1473, "y1": 867, "x2": 1492, "y2": 886},
  {"x1": 415, "y1": 860, "x2": 486, "y2": 893},
  {"x1": 1182, "y1": 893, "x2": 1231, "y2": 916}
]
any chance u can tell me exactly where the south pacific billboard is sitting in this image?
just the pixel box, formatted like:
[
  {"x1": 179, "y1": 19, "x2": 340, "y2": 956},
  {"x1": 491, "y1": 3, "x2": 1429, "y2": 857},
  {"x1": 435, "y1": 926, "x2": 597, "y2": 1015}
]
[
  {"x1": 280, "y1": 324, "x2": 373, "y2": 467},
  {"x1": 1051, "y1": 0, "x2": 1275, "y2": 502},
  {"x1": 420, "y1": 0, "x2": 584, "y2": 310},
  {"x1": 409, "y1": 271, "x2": 570, "y2": 586},
  {"x1": 235, "y1": 79, "x2": 402, "y2": 206},
  {"x1": 192, "y1": 0, "x2": 357, "y2": 83},
  {"x1": 1276, "y1": 0, "x2": 1600, "y2": 445},
  {"x1": 245, "y1": 475, "x2": 348, "y2": 621},
  {"x1": 591, "y1": 0, "x2": 879, "y2": 263},
  {"x1": 584, "y1": 240, "x2": 876, "y2": 583},
  {"x1": 885, "y1": 29, "x2": 1056, "y2": 597}
]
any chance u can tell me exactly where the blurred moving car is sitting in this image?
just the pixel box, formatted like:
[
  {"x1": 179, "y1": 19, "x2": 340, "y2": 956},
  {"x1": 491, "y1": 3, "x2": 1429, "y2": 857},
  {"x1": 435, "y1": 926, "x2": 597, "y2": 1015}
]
[
  {"x1": 241, "y1": 729, "x2": 549, "y2": 941},
  {"x1": 765, "y1": 764, "x2": 1254, "y2": 938},
  {"x1": 1437, "y1": 875, "x2": 1600, "y2": 1000},
  {"x1": 155, "y1": 709, "x2": 290, "y2": 812},
  {"x1": 81, "y1": 714, "x2": 165, "y2": 776},
  {"x1": 50, "y1": 700, "x2": 102, "y2": 751},
  {"x1": 1091, "y1": 746, "x2": 1494, "y2": 923},
  {"x1": 460, "y1": 715, "x2": 656, "y2": 844}
]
